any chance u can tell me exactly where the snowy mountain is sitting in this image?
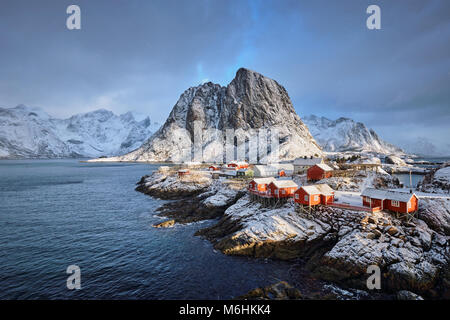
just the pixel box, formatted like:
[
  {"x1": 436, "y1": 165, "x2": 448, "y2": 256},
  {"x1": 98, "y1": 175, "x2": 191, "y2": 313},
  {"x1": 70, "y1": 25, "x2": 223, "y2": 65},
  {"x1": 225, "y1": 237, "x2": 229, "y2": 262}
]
[
  {"x1": 302, "y1": 115, "x2": 403, "y2": 154},
  {"x1": 97, "y1": 68, "x2": 323, "y2": 163},
  {"x1": 401, "y1": 137, "x2": 446, "y2": 157},
  {"x1": 0, "y1": 105, "x2": 158, "y2": 159}
]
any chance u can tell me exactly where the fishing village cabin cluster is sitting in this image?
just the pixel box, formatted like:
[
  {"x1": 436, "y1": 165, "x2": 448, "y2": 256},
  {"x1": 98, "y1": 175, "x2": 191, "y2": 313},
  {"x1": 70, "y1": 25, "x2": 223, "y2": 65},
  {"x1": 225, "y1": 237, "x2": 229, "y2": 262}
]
[{"x1": 174, "y1": 157, "x2": 424, "y2": 218}]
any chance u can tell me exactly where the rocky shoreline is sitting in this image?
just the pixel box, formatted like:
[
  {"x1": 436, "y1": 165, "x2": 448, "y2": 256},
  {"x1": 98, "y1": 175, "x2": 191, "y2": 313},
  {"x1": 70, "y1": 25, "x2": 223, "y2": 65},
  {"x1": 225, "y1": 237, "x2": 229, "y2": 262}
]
[{"x1": 136, "y1": 169, "x2": 450, "y2": 299}]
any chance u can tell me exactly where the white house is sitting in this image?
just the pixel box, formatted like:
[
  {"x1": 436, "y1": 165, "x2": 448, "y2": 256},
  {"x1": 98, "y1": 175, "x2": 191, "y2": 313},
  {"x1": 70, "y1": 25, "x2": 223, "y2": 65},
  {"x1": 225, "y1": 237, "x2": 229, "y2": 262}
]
[
  {"x1": 293, "y1": 157, "x2": 324, "y2": 174},
  {"x1": 253, "y1": 164, "x2": 294, "y2": 177}
]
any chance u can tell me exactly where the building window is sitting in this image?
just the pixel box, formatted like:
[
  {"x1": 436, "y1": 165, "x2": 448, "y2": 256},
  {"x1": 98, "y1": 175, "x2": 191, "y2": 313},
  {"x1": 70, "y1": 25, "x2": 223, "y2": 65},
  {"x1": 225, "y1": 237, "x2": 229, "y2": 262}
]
[
  {"x1": 282, "y1": 190, "x2": 286, "y2": 195},
  {"x1": 391, "y1": 200, "x2": 400, "y2": 207},
  {"x1": 407, "y1": 201, "x2": 411, "y2": 209},
  {"x1": 314, "y1": 195, "x2": 319, "y2": 201},
  {"x1": 275, "y1": 189, "x2": 278, "y2": 195},
  {"x1": 304, "y1": 195, "x2": 308, "y2": 201},
  {"x1": 295, "y1": 194, "x2": 299, "y2": 199}
]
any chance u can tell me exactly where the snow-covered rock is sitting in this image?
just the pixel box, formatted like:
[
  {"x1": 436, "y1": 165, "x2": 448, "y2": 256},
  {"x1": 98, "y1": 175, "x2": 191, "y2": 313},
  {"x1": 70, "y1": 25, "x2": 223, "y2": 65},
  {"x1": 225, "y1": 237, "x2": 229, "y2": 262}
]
[
  {"x1": 137, "y1": 167, "x2": 449, "y2": 297},
  {"x1": 385, "y1": 155, "x2": 407, "y2": 166},
  {"x1": 137, "y1": 170, "x2": 212, "y2": 199},
  {"x1": 419, "y1": 165, "x2": 450, "y2": 194},
  {"x1": 434, "y1": 167, "x2": 450, "y2": 186},
  {"x1": 303, "y1": 115, "x2": 403, "y2": 154},
  {"x1": 96, "y1": 68, "x2": 323, "y2": 163},
  {"x1": 418, "y1": 198, "x2": 450, "y2": 235},
  {"x1": 195, "y1": 192, "x2": 448, "y2": 297},
  {"x1": 0, "y1": 105, "x2": 158, "y2": 158}
]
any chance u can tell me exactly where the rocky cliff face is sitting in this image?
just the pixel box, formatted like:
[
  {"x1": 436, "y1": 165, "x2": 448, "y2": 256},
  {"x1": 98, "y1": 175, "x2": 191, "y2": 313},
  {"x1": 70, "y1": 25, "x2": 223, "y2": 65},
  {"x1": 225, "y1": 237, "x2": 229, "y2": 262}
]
[
  {"x1": 0, "y1": 105, "x2": 158, "y2": 159},
  {"x1": 108, "y1": 68, "x2": 322, "y2": 162},
  {"x1": 303, "y1": 115, "x2": 403, "y2": 154}
]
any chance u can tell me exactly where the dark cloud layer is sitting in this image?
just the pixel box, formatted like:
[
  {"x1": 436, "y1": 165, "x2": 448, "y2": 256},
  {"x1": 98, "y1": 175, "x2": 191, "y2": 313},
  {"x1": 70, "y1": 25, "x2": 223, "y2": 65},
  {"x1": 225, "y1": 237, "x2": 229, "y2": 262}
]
[{"x1": 0, "y1": 0, "x2": 449, "y2": 153}]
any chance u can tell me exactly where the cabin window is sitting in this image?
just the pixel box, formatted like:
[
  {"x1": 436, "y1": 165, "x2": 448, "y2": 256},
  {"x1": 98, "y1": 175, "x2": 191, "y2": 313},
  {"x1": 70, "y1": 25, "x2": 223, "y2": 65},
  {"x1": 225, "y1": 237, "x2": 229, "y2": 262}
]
[
  {"x1": 314, "y1": 195, "x2": 319, "y2": 201},
  {"x1": 407, "y1": 201, "x2": 411, "y2": 209},
  {"x1": 304, "y1": 195, "x2": 308, "y2": 201},
  {"x1": 282, "y1": 190, "x2": 286, "y2": 195},
  {"x1": 391, "y1": 200, "x2": 400, "y2": 207},
  {"x1": 275, "y1": 189, "x2": 278, "y2": 195},
  {"x1": 295, "y1": 194, "x2": 299, "y2": 199}
]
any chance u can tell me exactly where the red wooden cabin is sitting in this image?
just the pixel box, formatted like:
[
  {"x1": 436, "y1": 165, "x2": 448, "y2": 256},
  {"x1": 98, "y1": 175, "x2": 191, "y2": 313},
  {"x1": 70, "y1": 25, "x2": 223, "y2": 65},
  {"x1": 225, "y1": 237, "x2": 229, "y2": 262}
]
[
  {"x1": 361, "y1": 188, "x2": 419, "y2": 213},
  {"x1": 248, "y1": 177, "x2": 275, "y2": 195},
  {"x1": 267, "y1": 180, "x2": 298, "y2": 198},
  {"x1": 307, "y1": 164, "x2": 333, "y2": 181},
  {"x1": 294, "y1": 184, "x2": 335, "y2": 206},
  {"x1": 209, "y1": 165, "x2": 220, "y2": 171},
  {"x1": 227, "y1": 161, "x2": 249, "y2": 170},
  {"x1": 177, "y1": 169, "x2": 190, "y2": 177}
]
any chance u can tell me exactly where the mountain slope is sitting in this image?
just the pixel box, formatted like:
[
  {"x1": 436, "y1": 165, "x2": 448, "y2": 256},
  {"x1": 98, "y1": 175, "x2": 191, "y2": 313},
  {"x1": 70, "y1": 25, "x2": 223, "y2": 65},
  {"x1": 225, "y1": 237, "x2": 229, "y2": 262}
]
[
  {"x1": 302, "y1": 115, "x2": 403, "y2": 154},
  {"x1": 0, "y1": 105, "x2": 158, "y2": 159},
  {"x1": 401, "y1": 137, "x2": 446, "y2": 157},
  {"x1": 105, "y1": 68, "x2": 323, "y2": 163}
]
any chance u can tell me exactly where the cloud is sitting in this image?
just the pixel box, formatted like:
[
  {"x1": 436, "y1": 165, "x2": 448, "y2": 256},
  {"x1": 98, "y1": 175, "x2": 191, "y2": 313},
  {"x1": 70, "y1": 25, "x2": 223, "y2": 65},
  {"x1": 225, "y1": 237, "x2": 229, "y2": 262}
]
[{"x1": 0, "y1": 0, "x2": 449, "y2": 153}]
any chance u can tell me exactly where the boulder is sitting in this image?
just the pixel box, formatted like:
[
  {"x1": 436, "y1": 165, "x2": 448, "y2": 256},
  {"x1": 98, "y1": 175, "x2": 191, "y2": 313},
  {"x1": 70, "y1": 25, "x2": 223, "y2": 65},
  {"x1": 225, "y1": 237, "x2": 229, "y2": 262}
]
[
  {"x1": 385, "y1": 155, "x2": 407, "y2": 166},
  {"x1": 238, "y1": 281, "x2": 304, "y2": 300},
  {"x1": 386, "y1": 226, "x2": 399, "y2": 236},
  {"x1": 396, "y1": 290, "x2": 424, "y2": 300},
  {"x1": 153, "y1": 219, "x2": 175, "y2": 228}
]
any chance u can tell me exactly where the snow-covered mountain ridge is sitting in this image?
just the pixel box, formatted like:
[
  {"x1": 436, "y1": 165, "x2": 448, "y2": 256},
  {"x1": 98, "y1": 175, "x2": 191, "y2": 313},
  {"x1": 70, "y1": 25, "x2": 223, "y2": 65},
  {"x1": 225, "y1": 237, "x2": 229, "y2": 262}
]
[
  {"x1": 98, "y1": 68, "x2": 323, "y2": 163},
  {"x1": 302, "y1": 115, "x2": 404, "y2": 155},
  {"x1": 0, "y1": 105, "x2": 158, "y2": 159}
]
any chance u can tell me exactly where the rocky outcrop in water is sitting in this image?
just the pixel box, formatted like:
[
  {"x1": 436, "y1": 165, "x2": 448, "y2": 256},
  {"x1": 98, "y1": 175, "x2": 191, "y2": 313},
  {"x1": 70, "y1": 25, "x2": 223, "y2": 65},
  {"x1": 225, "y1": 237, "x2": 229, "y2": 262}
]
[
  {"x1": 137, "y1": 169, "x2": 449, "y2": 299},
  {"x1": 196, "y1": 195, "x2": 449, "y2": 298},
  {"x1": 136, "y1": 170, "x2": 245, "y2": 223}
]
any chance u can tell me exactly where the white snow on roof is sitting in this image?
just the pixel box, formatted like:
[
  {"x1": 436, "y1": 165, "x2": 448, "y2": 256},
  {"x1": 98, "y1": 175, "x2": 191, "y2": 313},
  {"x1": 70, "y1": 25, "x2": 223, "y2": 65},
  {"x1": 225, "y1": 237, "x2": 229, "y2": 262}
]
[
  {"x1": 314, "y1": 163, "x2": 333, "y2": 171},
  {"x1": 361, "y1": 188, "x2": 416, "y2": 202},
  {"x1": 252, "y1": 177, "x2": 276, "y2": 185},
  {"x1": 314, "y1": 184, "x2": 335, "y2": 195},
  {"x1": 229, "y1": 161, "x2": 248, "y2": 165},
  {"x1": 300, "y1": 185, "x2": 320, "y2": 195},
  {"x1": 300, "y1": 184, "x2": 334, "y2": 195},
  {"x1": 271, "y1": 180, "x2": 298, "y2": 188},
  {"x1": 294, "y1": 158, "x2": 323, "y2": 166}
]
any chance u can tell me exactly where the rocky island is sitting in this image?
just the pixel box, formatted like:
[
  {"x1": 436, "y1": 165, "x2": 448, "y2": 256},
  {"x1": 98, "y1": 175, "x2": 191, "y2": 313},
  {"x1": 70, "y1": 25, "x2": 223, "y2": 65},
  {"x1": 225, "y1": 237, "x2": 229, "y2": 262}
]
[{"x1": 136, "y1": 165, "x2": 449, "y2": 300}]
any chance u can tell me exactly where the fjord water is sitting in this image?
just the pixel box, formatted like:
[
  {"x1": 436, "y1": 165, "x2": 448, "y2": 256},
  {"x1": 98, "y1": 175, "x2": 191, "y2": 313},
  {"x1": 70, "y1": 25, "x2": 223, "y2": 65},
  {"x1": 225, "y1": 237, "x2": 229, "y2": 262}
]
[{"x1": 0, "y1": 160, "x2": 293, "y2": 299}]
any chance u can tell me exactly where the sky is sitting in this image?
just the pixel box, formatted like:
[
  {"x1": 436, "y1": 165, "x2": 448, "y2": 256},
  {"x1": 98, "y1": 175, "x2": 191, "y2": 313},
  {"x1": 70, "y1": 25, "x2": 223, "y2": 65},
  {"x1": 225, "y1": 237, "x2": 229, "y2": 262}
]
[{"x1": 0, "y1": 0, "x2": 449, "y2": 154}]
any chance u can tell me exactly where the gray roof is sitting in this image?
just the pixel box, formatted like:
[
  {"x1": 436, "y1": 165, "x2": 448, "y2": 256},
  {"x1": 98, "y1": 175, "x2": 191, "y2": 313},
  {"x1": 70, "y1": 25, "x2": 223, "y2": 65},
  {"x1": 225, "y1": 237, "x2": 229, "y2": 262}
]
[{"x1": 361, "y1": 188, "x2": 416, "y2": 202}]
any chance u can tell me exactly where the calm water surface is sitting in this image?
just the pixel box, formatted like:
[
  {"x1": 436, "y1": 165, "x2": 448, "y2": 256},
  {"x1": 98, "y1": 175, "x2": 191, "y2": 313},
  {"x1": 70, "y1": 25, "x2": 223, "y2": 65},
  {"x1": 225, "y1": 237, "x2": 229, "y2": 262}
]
[{"x1": 0, "y1": 160, "x2": 295, "y2": 299}]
